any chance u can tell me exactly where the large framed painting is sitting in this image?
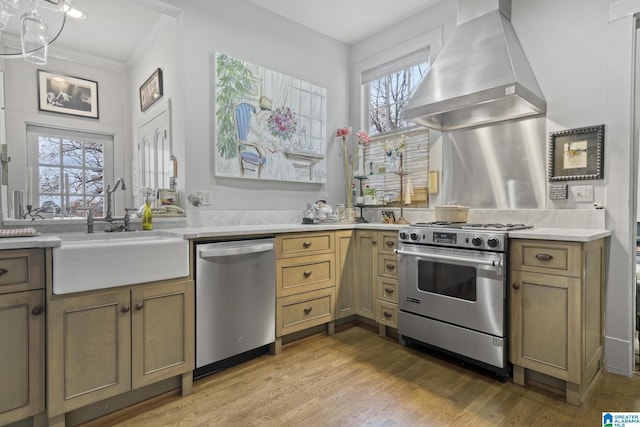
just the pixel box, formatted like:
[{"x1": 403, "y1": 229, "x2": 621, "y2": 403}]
[
  {"x1": 37, "y1": 70, "x2": 99, "y2": 119},
  {"x1": 214, "y1": 53, "x2": 327, "y2": 183}
]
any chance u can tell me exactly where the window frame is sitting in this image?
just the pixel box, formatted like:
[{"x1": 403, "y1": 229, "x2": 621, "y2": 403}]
[{"x1": 26, "y1": 124, "x2": 114, "y2": 217}]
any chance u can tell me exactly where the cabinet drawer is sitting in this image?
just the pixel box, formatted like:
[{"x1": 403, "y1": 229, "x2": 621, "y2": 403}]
[
  {"x1": 0, "y1": 249, "x2": 45, "y2": 294},
  {"x1": 378, "y1": 232, "x2": 398, "y2": 254},
  {"x1": 510, "y1": 240, "x2": 581, "y2": 277},
  {"x1": 277, "y1": 287, "x2": 335, "y2": 336},
  {"x1": 276, "y1": 254, "x2": 335, "y2": 297},
  {"x1": 276, "y1": 232, "x2": 334, "y2": 258},
  {"x1": 376, "y1": 300, "x2": 398, "y2": 328},
  {"x1": 376, "y1": 277, "x2": 398, "y2": 304},
  {"x1": 377, "y1": 253, "x2": 398, "y2": 279}
]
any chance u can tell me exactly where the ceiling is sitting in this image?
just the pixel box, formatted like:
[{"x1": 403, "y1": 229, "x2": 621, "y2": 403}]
[
  {"x1": 1, "y1": 0, "x2": 440, "y2": 64},
  {"x1": 248, "y1": 0, "x2": 441, "y2": 44}
]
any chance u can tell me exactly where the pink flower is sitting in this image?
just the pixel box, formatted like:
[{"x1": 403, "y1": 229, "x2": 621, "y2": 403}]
[
  {"x1": 336, "y1": 127, "x2": 351, "y2": 138},
  {"x1": 355, "y1": 130, "x2": 371, "y2": 145}
]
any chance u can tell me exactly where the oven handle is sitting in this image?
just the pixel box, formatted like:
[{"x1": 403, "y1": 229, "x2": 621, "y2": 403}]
[{"x1": 394, "y1": 249, "x2": 503, "y2": 275}]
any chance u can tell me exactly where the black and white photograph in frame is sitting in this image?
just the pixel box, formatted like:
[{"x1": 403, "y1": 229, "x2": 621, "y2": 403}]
[
  {"x1": 38, "y1": 70, "x2": 99, "y2": 119},
  {"x1": 139, "y1": 68, "x2": 163, "y2": 112}
]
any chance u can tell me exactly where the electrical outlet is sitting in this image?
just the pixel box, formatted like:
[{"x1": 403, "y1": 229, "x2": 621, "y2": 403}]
[{"x1": 570, "y1": 185, "x2": 594, "y2": 202}]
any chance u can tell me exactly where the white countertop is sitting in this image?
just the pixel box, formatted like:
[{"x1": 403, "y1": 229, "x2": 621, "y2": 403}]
[
  {"x1": 508, "y1": 227, "x2": 611, "y2": 242},
  {"x1": 0, "y1": 223, "x2": 609, "y2": 250}
]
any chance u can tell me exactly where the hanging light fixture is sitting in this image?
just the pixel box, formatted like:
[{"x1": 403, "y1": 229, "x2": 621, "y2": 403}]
[{"x1": 0, "y1": 0, "x2": 83, "y2": 64}]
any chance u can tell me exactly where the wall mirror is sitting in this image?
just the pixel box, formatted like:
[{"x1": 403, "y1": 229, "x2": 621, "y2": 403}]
[{"x1": 0, "y1": 0, "x2": 177, "y2": 220}]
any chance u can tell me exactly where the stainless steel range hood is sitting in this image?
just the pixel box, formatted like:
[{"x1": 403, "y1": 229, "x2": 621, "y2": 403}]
[{"x1": 404, "y1": 0, "x2": 546, "y2": 131}]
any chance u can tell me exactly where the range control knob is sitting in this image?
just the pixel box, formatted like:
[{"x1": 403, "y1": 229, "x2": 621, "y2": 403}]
[
  {"x1": 487, "y1": 236, "x2": 501, "y2": 249},
  {"x1": 410, "y1": 232, "x2": 420, "y2": 241},
  {"x1": 471, "y1": 236, "x2": 484, "y2": 247},
  {"x1": 399, "y1": 231, "x2": 408, "y2": 240}
]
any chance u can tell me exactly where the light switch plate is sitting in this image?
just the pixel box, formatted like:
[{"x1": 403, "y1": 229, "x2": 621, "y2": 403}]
[
  {"x1": 570, "y1": 185, "x2": 594, "y2": 202},
  {"x1": 197, "y1": 190, "x2": 212, "y2": 205}
]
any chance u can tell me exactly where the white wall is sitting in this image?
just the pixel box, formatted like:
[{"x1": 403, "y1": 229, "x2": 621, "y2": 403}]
[{"x1": 165, "y1": 0, "x2": 350, "y2": 212}]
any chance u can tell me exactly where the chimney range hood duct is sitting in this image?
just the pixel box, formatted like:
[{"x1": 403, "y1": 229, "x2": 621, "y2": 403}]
[{"x1": 404, "y1": 0, "x2": 546, "y2": 131}]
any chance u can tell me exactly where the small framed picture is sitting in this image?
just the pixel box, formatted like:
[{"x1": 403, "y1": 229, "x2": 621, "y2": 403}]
[
  {"x1": 548, "y1": 124, "x2": 605, "y2": 181},
  {"x1": 37, "y1": 70, "x2": 99, "y2": 119},
  {"x1": 381, "y1": 210, "x2": 396, "y2": 224},
  {"x1": 139, "y1": 68, "x2": 163, "y2": 112}
]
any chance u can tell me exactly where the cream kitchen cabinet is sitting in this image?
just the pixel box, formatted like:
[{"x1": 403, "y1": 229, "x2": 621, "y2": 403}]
[
  {"x1": 275, "y1": 232, "x2": 336, "y2": 353},
  {"x1": 335, "y1": 230, "x2": 355, "y2": 319},
  {"x1": 375, "y1": 231, "x2": 398, "y2": 335},
  {"x1": 509, "y1": 238, "x2": 605, "y2": 405},
  {"x1": 47, "y1": 279, "x2": 194, "y2": 426},
  {"x1": 354, "y1": 230, "x2": 377, "y2": 320},
  {"x1": 0, "y1": 248, "x2": 46, "y2": 427}
]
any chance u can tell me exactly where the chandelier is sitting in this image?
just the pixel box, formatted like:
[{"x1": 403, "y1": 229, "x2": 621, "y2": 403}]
[{"x1": 0, "y1": 0, "x2": 81, "y2": 65}]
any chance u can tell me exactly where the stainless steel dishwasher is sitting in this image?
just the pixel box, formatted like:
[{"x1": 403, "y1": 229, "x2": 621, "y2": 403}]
[{"x1": 194, "y1": 238, "x2": 275, "y2": 378}]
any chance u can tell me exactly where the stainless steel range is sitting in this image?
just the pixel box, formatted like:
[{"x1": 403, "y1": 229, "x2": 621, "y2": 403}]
[{"x1": 396, "y1": 222, "x2": 531, "y2": 378}]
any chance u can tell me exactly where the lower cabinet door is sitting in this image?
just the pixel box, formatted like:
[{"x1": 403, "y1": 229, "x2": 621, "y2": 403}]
[
  {"x1": 131, "y1": 280, "x2": 195, "y2": 389},
  {"x1": 510, "y1": 270, "x2": 580, "y2": 382},
  {"x1": 48, "y1": 290, "x2": 132, "y2": 417},
  {"x1": 0, "y1": 289, "x2": 45, "y2": 426}
]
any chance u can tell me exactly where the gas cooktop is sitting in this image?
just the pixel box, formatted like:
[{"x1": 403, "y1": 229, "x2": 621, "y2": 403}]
[{"x1": 412, "y1": 222, "x2": 532, "y2": 231}]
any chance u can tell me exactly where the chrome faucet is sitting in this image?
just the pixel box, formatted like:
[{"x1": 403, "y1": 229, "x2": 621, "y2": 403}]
[
  {"x1": 86, "y1": 178, "x2": 134, "y2": 233},
  {"x1": 104, "y1": 178, "x2": 126, "y2": 220}
]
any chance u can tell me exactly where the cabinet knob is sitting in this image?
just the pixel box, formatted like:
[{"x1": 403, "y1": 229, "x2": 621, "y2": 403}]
[
  {"x1": 512, "y1": 282, "x2": 520, "y2": 290},
  {"x1": 303, "y1": 270, "x2": 313, "y2": 278},
  {"x1": 372, "y1": 240, "x2": 377, "y2": 245},
  {"x1": 383, "y1": 311, "x2": 393, "y2": 318},
  {"x1": 121, "y1": 305, "x2": 130, "y2": 313},
  {"x1": 384, "y1": 287, "x2": 395, "y2": 294},
  {"x1": 31, "y1": 305, "x2": 44, "y2": 316},
  {"x1": 135, "y1": 303, "x2": 144, "y2": 311},
  {"x1": 535, "y1": 253, "x2": 553, "y2": 261},
  {"x1": 0, "y1": 268, "x2": 8, "y2": 276},
  {"x1": 302, "y1": 241, "x2": 312, "y2": 248},
  {"x1": 303, "y1": 307, "x2": 313, "y2": 314}
]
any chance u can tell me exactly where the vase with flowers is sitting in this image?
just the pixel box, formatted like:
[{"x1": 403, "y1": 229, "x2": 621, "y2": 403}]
[
  {"x1": 336, "y1": 127, "x2": 371, "y2": 221},
  {"x1": 383, "y1": 135, "x2": 406, "y2": 172}
]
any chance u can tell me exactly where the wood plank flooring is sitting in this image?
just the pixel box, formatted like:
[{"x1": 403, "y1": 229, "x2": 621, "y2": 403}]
[{"x1": 80, "y1": 326, "x2": 640, "y2": 427}]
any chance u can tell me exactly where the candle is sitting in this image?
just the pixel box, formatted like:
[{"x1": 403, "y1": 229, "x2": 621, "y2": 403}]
[
  {"x1": 65, "y1": 173, "x2": 70, "y2": 213},
  {"x1": 26, "y1": 167, "x2": 32, "y2": 207}
]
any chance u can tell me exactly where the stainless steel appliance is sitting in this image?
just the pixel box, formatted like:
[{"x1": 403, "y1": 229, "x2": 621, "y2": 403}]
[
  {"x1": 194, "y1": 238, "x2": 275, "y2": 378},
  {"x1": 396, "y1": 222, "x2": 531, "y2": 378}
]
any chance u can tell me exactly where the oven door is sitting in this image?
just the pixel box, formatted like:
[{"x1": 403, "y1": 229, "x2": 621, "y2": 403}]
[{"x1": 397, "y1": 244, "x2": 506, "y2": 337}]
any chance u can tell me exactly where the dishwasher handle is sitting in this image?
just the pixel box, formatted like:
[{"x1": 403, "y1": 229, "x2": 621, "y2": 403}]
[{"x1": 198, "y1": 241, "x2": 274, "y2": 258}]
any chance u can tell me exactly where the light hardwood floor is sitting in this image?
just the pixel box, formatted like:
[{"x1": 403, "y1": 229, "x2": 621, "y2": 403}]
[{"x1": 81, "y1": 326, "x2": 640, "y2": 427}]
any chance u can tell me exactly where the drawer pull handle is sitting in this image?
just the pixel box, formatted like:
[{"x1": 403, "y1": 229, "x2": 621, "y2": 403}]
[
  {"x1": 303, "y1": 270, "x2": 313, "y2": 277},
  {"x1": 135, "y1": 303, "x2": 144, "y2": 311},
  {"x1": 121, "y1": 305, "x2": 130, "y2": 313},
  {"x1": 383, "y1": 311, "x2": 393, "y2": 318},
  {"x1": 535, "y1": 253, "x2": 553, "y2": 261},
  {"x1": 303, "y1": 307, "x2": 313, "y2": 314},
  {"x1": 512, "y1": 282, "x2": 520, "y2": 290},
  {"x1": 31, "y1": 305, "x2": 44, "y2": 316},
  {"x1": 385, "y1": 241, "x2": 395, "y2": 247},
  {"x1": 303, "y1": 241, "x2": 312, "y2": 248},
  {"x1": 386, "y1": 263, "x2": 395, "y2": 270},
  {"x1": 0, "y1": 268, "x2": 8, "y2": 276},
  {"x1": 384, "y1": 287, "x2": 395, "y2": 294}
]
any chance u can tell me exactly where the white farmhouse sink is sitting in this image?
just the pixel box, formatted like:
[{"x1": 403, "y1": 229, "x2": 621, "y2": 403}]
[{"x1": 53, "y1": 234, "x2": 190, "y2": 295}]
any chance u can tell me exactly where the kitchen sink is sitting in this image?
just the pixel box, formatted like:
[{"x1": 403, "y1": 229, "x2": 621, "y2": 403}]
[{"x1": 52, "y1": 233, "x2": 190, "y2": 294}]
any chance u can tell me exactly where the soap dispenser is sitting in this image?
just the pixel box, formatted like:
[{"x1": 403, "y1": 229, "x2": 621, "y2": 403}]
[{"x1": 142, "y1": 197, "x2": 153, "y2": 230}]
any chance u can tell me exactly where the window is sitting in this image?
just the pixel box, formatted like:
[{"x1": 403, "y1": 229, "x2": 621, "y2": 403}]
[
  {"x1": 27, "y1": 125, "x2": 114, "y2": 217},
  {"x1": 360, "y1": 47, "x2": 431, "y2": 204}
]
